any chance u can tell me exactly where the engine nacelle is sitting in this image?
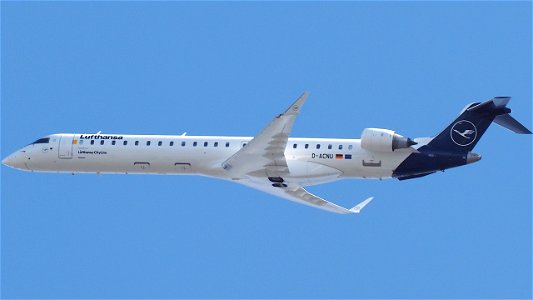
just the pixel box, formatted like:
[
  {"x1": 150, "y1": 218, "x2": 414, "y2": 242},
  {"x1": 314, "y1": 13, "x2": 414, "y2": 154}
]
[{"x1": 361, "y1": 128, "x2": 417, "y2": 152}]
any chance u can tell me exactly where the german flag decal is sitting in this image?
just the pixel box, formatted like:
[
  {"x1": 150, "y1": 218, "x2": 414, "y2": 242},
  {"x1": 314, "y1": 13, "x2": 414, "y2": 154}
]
[{"x1": 336, "y1": 154, "x2": 343, "y2": 159}]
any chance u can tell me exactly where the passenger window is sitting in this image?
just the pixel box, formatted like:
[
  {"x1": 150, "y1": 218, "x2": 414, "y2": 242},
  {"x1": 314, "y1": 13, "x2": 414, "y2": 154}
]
[
  {"x1": 242, "y1": 143, "x2": 247, "y2": 148},
  {"x1": 90, "y1": 140, "x2": 95, "y2": 145},
  {"x1": 316, "y1": 144, "x2": 321, "y2": 149},
  {"x1": 226, "y1": 142, "x2": 230, "y2": 147},
  {"x1": 181, "y1": 141, "x2": 186, "y2": 147},
  {"x1": 123, "y1": 141, "x2": 128, "y2": 146},
  {"x1": 305, "y1": 144, "x2": 309, "y2": 149},
  {"x1": 293, "y1": 144, "x2": 297, "y2": 149},
  {"x1": 170, "y1": 141, "x2": 174, "y2": 146},
  {"x1": 79, "y1": 140, "x2": 84, "y2": 145},
  {"x1": 348, "y1": 145, "x2": 353, "y2": 150},
  {"x1": 135, "y1": 141, "x2": 139, "y2": 146},
  {"x1": 100, "y1": 140, "x2": 104, "y2": 145},
  {"x1": 214, "y1": 142, "x2": 218, "y2": 147},
  {"x1": 158, "y1": 141, "x2": 162, "y2": 146},
  {"x1": 339, "y1": 145, "x2": 343, "y2": 150},
  {"x1": 204, "y1": 142, "x2": 208, "y2": 147},
  {"x1": 112, "y1": 141, "x2": 116, "y2": 145},
  {"x1": 193, "y1": 142, "x2": 197, "y2": 147},
  {"x1": 147, "y1": 141, "x2": 151, "y2": 146},
  {"x1": 328, "y1": 144, "x2": 332, "y2": 149}
]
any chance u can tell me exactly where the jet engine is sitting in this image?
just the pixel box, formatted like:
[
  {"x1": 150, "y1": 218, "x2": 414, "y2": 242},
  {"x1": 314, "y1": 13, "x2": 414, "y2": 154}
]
[{"x1": 361, "y1": 128, "x2": 417, "y2": 152}]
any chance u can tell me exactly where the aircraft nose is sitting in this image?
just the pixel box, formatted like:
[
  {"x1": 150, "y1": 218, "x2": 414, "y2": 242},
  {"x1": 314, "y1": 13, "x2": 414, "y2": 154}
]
[
  {"x1": 2, "y1": 155, "x2": 14, "y2": 167},
  {"x1": 2, "y1": 152, "x2": 28, "y2": 170}
]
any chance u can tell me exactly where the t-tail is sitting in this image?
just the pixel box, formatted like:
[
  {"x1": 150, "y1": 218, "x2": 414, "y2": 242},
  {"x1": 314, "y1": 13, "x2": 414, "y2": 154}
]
[
  {"x1": 426, "y1": 97, "x2": 531, "y2": 152},
  {"x1": 394, "y1": 97, "x2": 531, "y2": 180}
]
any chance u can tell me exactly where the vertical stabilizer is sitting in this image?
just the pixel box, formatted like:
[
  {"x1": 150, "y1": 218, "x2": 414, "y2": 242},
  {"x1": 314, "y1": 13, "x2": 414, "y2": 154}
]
[{"x1": 426, "y1": 97, "x2": 529, "y2": 153}]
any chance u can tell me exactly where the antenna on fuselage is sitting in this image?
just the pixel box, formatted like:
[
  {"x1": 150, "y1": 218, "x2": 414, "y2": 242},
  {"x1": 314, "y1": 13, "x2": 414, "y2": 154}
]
[
  {"x1": 181, "y1": 132, "x2": 187, "y2": 136},
  {"x1": 96, "y1": 131, "x2": 102, "y2": 134}
]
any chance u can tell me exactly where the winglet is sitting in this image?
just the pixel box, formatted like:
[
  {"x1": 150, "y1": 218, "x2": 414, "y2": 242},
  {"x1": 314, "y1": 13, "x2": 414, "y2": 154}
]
[
  {"x1": 349, "y1": 197, "x2": 374, "y2": 214},
  {"x1": 284, "y1": 92, "x2": 309, "y2": 115}
]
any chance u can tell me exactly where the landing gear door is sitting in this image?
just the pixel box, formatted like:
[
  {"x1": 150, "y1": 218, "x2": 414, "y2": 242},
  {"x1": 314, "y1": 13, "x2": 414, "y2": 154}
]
[{"x1": 58, "y1": 134, "x2": 74, "y2": 159}]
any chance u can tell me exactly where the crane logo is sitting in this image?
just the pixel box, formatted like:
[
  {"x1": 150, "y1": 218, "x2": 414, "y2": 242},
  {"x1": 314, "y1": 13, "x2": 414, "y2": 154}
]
[{"x1": 450, "y1": 120, "x2": 477, "y2": 146}]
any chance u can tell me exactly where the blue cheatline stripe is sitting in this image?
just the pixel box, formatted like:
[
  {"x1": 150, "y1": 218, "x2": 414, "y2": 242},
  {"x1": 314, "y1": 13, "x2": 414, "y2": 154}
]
[{"x1": 345, "y1": 154, "x2": 352, "y2": 159}]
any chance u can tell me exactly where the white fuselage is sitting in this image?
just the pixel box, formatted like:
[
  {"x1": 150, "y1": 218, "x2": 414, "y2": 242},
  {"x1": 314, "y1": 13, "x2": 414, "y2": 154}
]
[
  {"x1": 4, "y1": 95, "x2": 525, "y2": 214},
  {"x1": 5, "y1": 133, "x2": 415, "y2": 186}
]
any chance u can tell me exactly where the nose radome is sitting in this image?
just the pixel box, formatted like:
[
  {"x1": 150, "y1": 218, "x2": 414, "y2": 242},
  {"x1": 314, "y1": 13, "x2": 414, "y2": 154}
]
[
  {"x1": 2, "y1": 153, "x2": 28, "y2": 170},
  {"x1": 2, "y1": 154, "x2": 15, "y2": 167}
]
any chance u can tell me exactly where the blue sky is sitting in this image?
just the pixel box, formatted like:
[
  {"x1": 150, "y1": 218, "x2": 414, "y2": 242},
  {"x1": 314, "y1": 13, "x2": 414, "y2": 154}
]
[{"x1": 1, "y1": 2, "x2": 531, "y2": 299}]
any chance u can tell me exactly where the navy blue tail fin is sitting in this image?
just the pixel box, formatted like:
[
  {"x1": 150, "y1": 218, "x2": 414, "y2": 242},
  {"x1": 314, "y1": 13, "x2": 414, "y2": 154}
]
[{"x1": 427, "y1": 97, "x2": 530, "y2": 154}]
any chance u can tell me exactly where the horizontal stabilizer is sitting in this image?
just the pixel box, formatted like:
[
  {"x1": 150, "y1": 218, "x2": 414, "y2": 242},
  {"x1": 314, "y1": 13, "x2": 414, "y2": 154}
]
[
  {"x1": 349, "y1": 197, "x2": 374, "y2": 214},
  {"x1": 494, "y1": 114, "x2": 532, "y2": 134},
  {"x1": 467, "y1": 96, "x2": 511, "y2": 113}
]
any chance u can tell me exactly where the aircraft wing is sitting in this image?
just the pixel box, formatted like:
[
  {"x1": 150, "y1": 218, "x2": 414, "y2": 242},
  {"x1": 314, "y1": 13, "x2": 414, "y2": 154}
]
[
  {"x1": 222, "y1": 92, "x2": 309, "y2": 177},
  {"x1": 222, "y1": 92, "x2": 373, "y2": 214},
  {"x1": 237, "y1": 178, "x2": 374, "y2": 214}
]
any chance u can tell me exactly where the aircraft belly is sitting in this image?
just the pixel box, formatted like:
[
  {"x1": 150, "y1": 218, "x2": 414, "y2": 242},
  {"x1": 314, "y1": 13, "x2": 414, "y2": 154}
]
[{"x1": 281, "y1": 160, "x2": 343, "y2": 186}]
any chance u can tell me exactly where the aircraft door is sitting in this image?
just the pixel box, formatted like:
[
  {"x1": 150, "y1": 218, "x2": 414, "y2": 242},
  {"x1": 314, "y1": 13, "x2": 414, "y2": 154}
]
[{"x1": 58, "y1": 134, "x2": 75, "y2": 159}]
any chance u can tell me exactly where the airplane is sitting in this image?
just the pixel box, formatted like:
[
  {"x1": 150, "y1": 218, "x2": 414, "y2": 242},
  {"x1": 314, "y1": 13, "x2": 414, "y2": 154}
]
[{"x1": 2, "y1": 93, "x2": 531, "y2": 214}]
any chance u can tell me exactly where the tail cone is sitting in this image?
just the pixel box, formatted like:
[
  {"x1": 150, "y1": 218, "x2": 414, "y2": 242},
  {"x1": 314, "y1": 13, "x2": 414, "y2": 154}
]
[{"x1": 466, "y1": 152, "x2": 482, "y2": 164}]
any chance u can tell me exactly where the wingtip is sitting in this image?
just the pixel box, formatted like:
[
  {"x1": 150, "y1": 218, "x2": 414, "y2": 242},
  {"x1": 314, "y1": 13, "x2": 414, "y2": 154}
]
[
  {"x1": 284, "y1": 91, "x2": 310, "y2": 115},
  {"x1": 298, "y1": 91, "x2": 310, "y2": 103},
  {"x1": 349, "y1": 196, "x2": 374, "y2": 214}
]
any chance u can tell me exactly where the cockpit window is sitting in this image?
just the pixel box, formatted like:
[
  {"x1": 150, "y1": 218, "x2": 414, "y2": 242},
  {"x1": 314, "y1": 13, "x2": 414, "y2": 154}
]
[{"x1": 31, "y1": 138, "x2": 50, "y2": 144}]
